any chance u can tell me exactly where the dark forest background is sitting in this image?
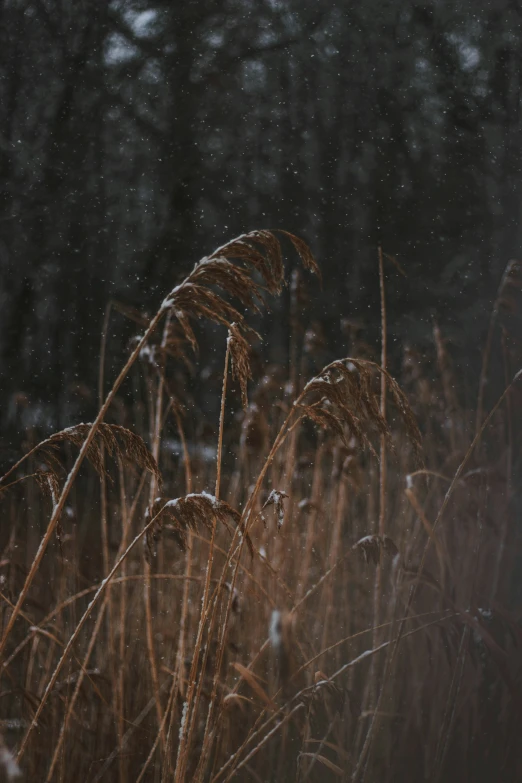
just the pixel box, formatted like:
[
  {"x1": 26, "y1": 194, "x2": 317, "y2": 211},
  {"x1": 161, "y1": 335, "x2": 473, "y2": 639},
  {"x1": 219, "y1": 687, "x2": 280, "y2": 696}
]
[{"x1": 1, "y1": 0, "x2": 522, "y2": 437}]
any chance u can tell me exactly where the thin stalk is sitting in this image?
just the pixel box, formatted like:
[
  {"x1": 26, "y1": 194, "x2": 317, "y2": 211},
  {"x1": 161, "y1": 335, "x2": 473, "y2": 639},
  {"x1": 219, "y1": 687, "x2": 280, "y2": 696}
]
[
  {"x1": 213, "y1": 615, "x2": 456, "y2": 783},
  {"x1": 163, "y1": 536, "x2": 193, "y2": 780},
  {"x1": 432, "y1": 626, "x2": 469, "y2": 780},
  {"x1": 490, "y1": 327, "x2": 513, "y2": 601},
  {"x1": 0, "y1": 306, "x2": 166, "y2": 664},
  {"x1": 295, "y1": 440, "x2": 324, "y2": 602},
  {"x1": 145, "y1": 314, "x2": 172, "y2": 755},
  {"x1": 216, "y1": 336, "x2": 231, "y2": 499},
  {"x1": 116, "y1": 455, "x2": 129, "y2": 783},
  {"x1": 352, "y1": 371, "x2": 522, "y2": 781},
  {"x1": 137, "y1": 670, "x2": 180, "y2": 783},
  {"x1": 174, "y1": 336, "x2": 231, "y2": 782},
  {"x1": 173, "y1": 523, "x2": 220, "y2": 782},
  {"x1": 319, "y1": 469, "x2": 346, "y2": 652},
  {"x1": 163, "y1": 423, "x2": 194, "y2": 780},
  {"x1": 190, "y1": 404, "x2": 304, "y2": 780},
  {"x1": 97, "y1": 302, "x2": 119, "y2": 776},
  {"x1": 401, "y1": 371, "x2": 522, "y2": 636},
  {"x1": 201, "y1": 610, "x2": 442, "y2": 782},
  {"x1": 224, "y1": 704, "x2": 305, "y2": 782},
  {"x1": 92, "y1": 681, "x2": 171, "y2": 783},
  {"x1": 173, "y1": 406, "x2": 192, "y2": 498},
  {"x1": 16, "y1": 496, "x2": 170, "y2": 759},
  {"x1": 353, "y1": 567, "x2": 402, "y2": 782},
  {"x1": 2, "y1": 573, "x2": 211, "y2": 676},
  {"x1": 45, "y1": 602, "x2": 108, "y2": 781}
]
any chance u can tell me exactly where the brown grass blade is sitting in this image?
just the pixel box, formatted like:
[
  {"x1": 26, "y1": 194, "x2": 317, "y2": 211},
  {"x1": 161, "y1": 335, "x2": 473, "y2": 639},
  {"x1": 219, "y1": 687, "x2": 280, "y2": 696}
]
[{"x1": 231, "y1": 663, "x2": 276, "y2": 710}]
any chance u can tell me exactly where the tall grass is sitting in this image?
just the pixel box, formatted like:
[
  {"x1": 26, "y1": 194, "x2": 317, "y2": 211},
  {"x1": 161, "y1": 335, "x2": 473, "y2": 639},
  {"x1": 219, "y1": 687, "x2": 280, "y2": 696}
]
[{"x1": 0, "y1": 232, "x2": 521, "y2": 782}]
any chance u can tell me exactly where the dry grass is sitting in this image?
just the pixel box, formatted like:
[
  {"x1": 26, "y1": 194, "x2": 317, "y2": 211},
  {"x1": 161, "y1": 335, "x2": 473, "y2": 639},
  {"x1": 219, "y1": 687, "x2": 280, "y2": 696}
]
[{"x1": 0, "y1": 232, "x2": 521, "y2": 782}]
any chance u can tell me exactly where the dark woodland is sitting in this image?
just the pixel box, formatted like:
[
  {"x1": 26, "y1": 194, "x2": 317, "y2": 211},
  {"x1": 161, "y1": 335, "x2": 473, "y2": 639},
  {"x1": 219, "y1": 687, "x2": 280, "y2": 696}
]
[{"x1": 2, "y1": 1, "x2": 522, "y2": 432}]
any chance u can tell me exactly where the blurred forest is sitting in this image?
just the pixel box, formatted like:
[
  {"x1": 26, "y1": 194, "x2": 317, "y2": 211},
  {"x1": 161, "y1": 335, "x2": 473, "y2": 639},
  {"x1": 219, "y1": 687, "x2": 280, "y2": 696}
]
[{"x1": 1, "y1": 0, "x2": 522, "y2": 434}]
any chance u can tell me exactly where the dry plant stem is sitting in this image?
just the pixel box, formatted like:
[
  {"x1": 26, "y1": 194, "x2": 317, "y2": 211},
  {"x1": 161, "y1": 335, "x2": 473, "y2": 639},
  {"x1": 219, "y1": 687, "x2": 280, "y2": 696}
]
[
  {"x1": 174, "y1": 339, "x2": 231, "y2": 782},
  {"x1": 99, "y1": 469, "x2": 110, "y2": 579},
  {"x1": 173, "y1": 550, "x2": 218, "y2": 782},
  {"x1": 36, "y1": 630, "x2": 56, "y2": 699},
  {"x1": 216, "y1": 337, "x2": 231, "y2": 499},
  {"x1": 117, "y1": 457, "x2": 130, "y2": 783},
  {"x1": 91, "y1": 680, "x2": 171, "y2": 783},
  {"x1": 190, "y1": 406, "x2": 302, "y2": 777},
  {"x1": 155, "y1": 232, "x2": 301, "y2": 768},
  {"x1": 353, "y1": 569, "x2": 402, "y2": 782},
  {"x1": 0, "y1": 473, "x2": 43, "y2": 496},
  {"x1": 434, "y1": 628, "x2": 470, "y2": 781},
  {"x1": 432, "y1": 625, "x2": 469, "y2": 780},
  {"x1": 4, "y1": 559, "x2": 262, "y2": 683},
  {"x1": 490, "y1": 328, "x2": 512, "y2": 602},
  {"x1": 295, "y1": 442, "x2": 324, "y2": 601},
  {"x1": 0, "y1": 590, "x2": 114, "y2": 713},
  {"x1": 144, "y1": 398, "x2": 162, "y2": 752},
  {"x1": 207, "y1": 608, "x2": 438, "y2": 779},
  {"x1": 45, "y1": 602, "x2": 108, "y2": 781},
  {"x1": 354, "y1": 648, "x2": 392, "y2": 782},
  {"x1": 144, "y1": 315, "x2": 172, "y2": 755},
  {"x1": 405, "y1": 486, "x2": 448, "y2": 591},
  {"x1": 1, "y1": 574, "x2": 209, "y2": 676},
  {"x1": 211, "y1": 559, "x2": 446, "y2": 780},
  {"x1": 282, "y1": 400, "x2": 299, "y2": 505},
  {"x1": 16, "y1": 503, "x2": 168, "y2": 760},
  {"x1": 201, "y1": 519, "x2": 370, "y2": 774},
  {"x1": 320, "y1": 473, "x2": 346, "y2": 652},
  {"x1": 173, "y1": 405, "x2": 193, "y2": 496},
  {"x1": 300, "y1": 716, "x2": 338, "y2": 783},
  {"x1": 24, "y1": 634, "x2": 39, "y2": 694},
  {"x1": 136, "y1": 672, "x2": 180, "y2": 783},
  {"x1": 295, "y1": 714, "x2": 312, "y2": 783},
  {"x1": 162, "y1": 448, "x2": 194, "y2": 779},
  {"x1": 164, "y1": 537, "x2": 193, "y2": 778},
  {"x1": 214, "y1": 616, "x2": 456, "y2": 783},
  {"x1": 293, "y1": 610, "x2": 450, "y2": 683},
  {"x1": 0, "y1": 306, "x2": 166, "y2": 664},
  {"x1": 192, "y1": 532, "x2": 278, "y2": 607},
  {"x1": 225, "y1": 704, "x2": 306, "y2": 782},
  {"x1": 190, "y1": 596, "x2": 228, "y2": 783},
  {"x1": 431, "y1": 490, "x2": 483, "y2": 781},
  {"x1": 215, "y1": 399, "x2": 301, "y2": 577},
  {"x1": 178, "y1": 546, "x2": 259, "y2": 775},
  {"x1": 0, "y1": 443, "x2": 55, "y2": 487},
  {"x1": 98, "y1": 462, "x2": 115, "y2": 748},
  {"x1": 400, "y1": 372, "x2": 521, "y2": 635},
  {"x1": 356, "y1": 373, "x2": 522, "y2": 778}
]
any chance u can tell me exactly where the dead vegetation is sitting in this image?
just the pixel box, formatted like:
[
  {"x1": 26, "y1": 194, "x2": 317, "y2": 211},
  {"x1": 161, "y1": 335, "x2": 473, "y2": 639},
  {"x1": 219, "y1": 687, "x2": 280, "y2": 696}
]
[{"x1": 0, "y1": 231, "x2": 521, "y2": 782}]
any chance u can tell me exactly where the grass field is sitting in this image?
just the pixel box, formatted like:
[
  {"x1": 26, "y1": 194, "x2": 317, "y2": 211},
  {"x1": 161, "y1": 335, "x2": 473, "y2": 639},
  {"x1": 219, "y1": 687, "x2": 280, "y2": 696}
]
[{"x1": 0, "y1": 232, "x2": 521, "y2": 781}]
